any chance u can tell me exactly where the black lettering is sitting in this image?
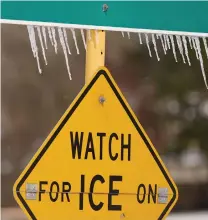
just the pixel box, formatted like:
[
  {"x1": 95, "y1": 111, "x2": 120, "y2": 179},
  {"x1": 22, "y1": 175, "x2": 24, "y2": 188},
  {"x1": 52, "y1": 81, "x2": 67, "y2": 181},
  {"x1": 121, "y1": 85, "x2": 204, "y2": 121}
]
[
  {"x1": 121, "y1": 134, "x2": 131, "y2": 161},
  {"x1": 89, "y1": 175, "x2": 105, "y2": 211},
  {"x1": 39, "y1": 181, "x2": 48, "y2": 201},
  {"x1": 79, "y1": 175, "x2": 85, "y2": 210},
  {"x1": 49, "y1": 181, "x2": 59, "y2": 202},
  {"x1": 137, "y1": 184, "x2": 146, "y2": 204},
  {"x1": 97, "y1": 132, "x2": 106, "y2": 160},
  {"x1": 108, "y1": 175, "x2": 122, "y2": 211},
  {"x1": 70, "y1": 131, "x2": 84, "y2": 159},
  {"x1": 148, "y1": 184, "x2": 157, "y2": 204},
  {"x1": 84, "y1": 132, "x2": 96, "y2": 159},
  {"x1": 109, "y1": 133, "x2": 118, "y2": 161},
  {"x1": 61, "y1": 182, "x2": 71, "y2": 202}
]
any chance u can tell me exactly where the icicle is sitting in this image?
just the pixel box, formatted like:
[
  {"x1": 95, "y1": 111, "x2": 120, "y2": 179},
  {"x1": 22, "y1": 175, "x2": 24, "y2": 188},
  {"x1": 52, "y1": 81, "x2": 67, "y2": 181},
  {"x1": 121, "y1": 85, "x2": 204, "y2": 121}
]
[
  {"x1": 203, "y1": 37, "x2": 208, "y2": 59},
  {"x1": 32, "y1": 27, "x2": 42, "y2": 73},
  {"x1": 41, "y1": 26, "x2": 47, "y2": 49},
  {"x1": 51, "y1": 27, "x2": 58, "y2": 54},
  {"x1": 27, "y1": 26, "x2": 42, "y2": 73},
  {"x1": 47, "y1": 27, "x2": 54, "y2": 46},
  {"x1": 192, "y1": 37, "x2": 199, "y2": 60},
  {"x1": 156, "y1": 34, "x2": 159, "y2": 40},
  {"x1": 138, "y1": 33, "x2": 142, "y2": 44},
  {"x1": 58, "y1": 27, "x2": 72, "y2": 80},
  {"x1": 63, "y1": 28, "x2": 71, "y2": 55},
  {"x1": 81, "y1": 29, "x2": 86, "y2": 50},
  {"x1": 71, "y1": 28, "x2": 80, "y2": 55},
  {"x1": 36, "y1": 26, "x2": 47, "y2": 65},
  {"x1": 166, "y1": 35, "x2": 171, "y2": 50},
  {"x1": 195, "y1": 37, "x2": 208, "y2": 89},
  {"x1": 159, "y1": 34, "x2": 166, "y2": 55},
  {"x1": 182, "y1": 36, "x2": 191, "y2": 66},
  {"x1": 145, "y1": 34, "x2": 152, "y2": 57},
  {"x1": 152, "y1": 34, "x2": 160, "y2": 61},
  {"x1": 121, "y1": 32, "x2": 125, "y2": 37},
  {"x1": 176, "y1": 35, "x2": 186, "y2": 63},
  {"x1": 163, "y1": 35, "x2": 168, "y2": 51},
  {"x1": 27, "y1": 26, "x2": 36, "y2": 58},
  {"x1": 127, "y1": 32, "x2": 130, "y2": 39},
  {"x1": 188, "y1": 36, "x2": 193, "y2": 49},
  {"x1": 169, "y1": 35, "x2": 178, "y2": 62},
  {"x1": 95, "y1": 30, "x2": 99, "y2": 46}
]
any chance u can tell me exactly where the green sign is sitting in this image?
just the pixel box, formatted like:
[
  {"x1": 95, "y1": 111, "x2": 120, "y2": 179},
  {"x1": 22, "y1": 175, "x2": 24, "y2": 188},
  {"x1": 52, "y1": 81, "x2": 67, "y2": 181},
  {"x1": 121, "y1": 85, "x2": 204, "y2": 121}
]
[{"x1": 1, "y1": 1, "x2": 208, "y2": 35}]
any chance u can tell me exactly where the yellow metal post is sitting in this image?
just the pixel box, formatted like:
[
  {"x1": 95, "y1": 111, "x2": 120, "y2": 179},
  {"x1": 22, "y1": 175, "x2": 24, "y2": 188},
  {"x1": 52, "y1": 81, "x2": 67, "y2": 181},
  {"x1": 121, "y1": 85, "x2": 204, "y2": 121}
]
[{"x1": 85, "y1": 30, "x2": 106, "y2": 84}]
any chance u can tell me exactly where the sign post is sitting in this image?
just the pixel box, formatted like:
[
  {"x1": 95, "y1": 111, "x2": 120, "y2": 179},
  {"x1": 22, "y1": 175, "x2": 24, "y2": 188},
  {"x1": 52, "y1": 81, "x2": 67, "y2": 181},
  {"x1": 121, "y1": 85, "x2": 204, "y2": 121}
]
[{"x1": 85, "y1": 30, "x2": 106, "y2": 83}]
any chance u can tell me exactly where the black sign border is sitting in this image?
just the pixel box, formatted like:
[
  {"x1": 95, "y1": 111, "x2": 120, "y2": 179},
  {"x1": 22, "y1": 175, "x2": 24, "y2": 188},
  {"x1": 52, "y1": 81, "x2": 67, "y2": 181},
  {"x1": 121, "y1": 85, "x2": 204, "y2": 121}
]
[{"x1": 16, "y1": 69, "x2": 177, "y2": 220}]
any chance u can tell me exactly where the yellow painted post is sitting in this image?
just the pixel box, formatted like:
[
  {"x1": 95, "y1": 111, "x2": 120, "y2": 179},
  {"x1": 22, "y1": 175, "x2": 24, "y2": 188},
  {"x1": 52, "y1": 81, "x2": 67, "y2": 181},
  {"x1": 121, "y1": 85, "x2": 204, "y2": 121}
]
[{"x1": 85, "y1": 30, "x2": 106, "y2": 84}]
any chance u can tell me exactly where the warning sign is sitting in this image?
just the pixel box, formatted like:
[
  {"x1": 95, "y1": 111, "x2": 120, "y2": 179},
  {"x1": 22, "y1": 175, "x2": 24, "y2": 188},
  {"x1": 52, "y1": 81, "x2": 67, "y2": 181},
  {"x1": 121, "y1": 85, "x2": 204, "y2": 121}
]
[{"x1": 13, "y1": 67, "x2": 178, "y2": 220}]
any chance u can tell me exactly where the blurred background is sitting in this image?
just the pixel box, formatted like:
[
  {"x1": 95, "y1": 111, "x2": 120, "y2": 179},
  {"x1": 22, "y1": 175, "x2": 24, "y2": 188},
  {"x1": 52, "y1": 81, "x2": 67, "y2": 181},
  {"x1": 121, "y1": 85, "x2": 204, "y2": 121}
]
[{"x1": 1, "y1": 24, "x2": 208, "y2": 219}]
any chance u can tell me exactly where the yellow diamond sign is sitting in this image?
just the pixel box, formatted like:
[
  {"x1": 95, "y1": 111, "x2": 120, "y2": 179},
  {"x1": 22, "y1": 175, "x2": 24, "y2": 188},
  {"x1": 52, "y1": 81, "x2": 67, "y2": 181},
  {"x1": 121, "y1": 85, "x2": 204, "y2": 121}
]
[{"x1": 13, "y1": 67, "x2": 178, "y2": 220}]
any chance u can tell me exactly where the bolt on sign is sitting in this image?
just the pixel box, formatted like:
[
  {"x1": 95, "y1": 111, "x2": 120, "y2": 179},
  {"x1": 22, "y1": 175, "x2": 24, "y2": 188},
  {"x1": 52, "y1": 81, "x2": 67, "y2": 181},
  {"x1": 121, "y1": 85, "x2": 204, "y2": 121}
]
[{"x1": 13, "y1": 67, "x2": 178, "y2": 220}]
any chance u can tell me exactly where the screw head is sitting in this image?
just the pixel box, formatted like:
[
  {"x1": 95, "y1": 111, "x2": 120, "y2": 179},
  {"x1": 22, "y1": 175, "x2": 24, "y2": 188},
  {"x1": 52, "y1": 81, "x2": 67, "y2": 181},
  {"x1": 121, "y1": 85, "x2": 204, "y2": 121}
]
[
  {"x1": 102, "y1": 4, "x2": 108, "y2": 12},
  {"x1": 99, "y1": 95, "x2": 106, "y2": 104}
]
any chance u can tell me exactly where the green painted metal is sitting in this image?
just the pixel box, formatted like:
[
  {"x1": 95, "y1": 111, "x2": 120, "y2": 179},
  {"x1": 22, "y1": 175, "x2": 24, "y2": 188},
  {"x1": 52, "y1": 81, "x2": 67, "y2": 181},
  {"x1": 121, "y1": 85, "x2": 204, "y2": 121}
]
[{"x1": 1, "y1": 1, "x2": 208, "y2": 33}]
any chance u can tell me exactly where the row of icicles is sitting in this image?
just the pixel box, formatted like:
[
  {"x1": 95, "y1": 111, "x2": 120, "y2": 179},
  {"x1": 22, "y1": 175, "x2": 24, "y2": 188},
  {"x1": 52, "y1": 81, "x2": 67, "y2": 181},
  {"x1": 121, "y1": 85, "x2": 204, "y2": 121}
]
[{"x1": 27, "y1": 25, "x2": 208, "y2": 88}]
